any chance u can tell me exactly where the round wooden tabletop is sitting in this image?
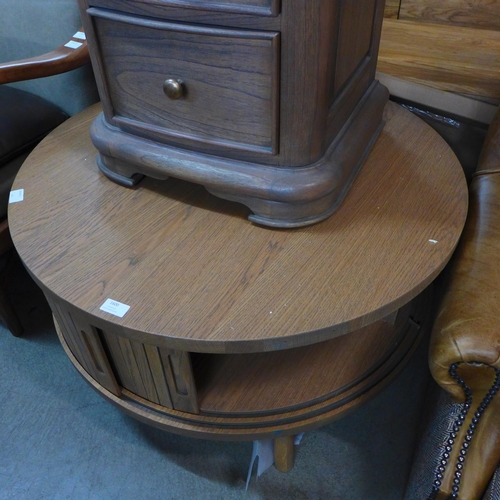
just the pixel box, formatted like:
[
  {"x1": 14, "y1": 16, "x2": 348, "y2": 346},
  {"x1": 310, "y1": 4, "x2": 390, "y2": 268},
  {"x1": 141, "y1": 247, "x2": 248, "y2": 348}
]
[{"x1": 9, "y1": 101, "x2": 468, "y2": 353}]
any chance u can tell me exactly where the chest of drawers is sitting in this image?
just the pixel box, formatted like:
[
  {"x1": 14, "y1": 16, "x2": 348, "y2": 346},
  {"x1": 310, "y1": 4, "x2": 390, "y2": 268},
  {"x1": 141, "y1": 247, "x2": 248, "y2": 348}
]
[{"x1": 79, "y1": 0, "x2": 388, "y2": 227}]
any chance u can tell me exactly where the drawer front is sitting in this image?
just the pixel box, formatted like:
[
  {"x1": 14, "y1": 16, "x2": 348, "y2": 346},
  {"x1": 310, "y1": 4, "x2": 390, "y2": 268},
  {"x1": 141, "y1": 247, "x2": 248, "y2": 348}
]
[
  {"x1": 90, "y1": 9, "x2": 280, "y2": 154},
  {"x1": 135, "y1": 0, "x2": 280, "y2": 16}
]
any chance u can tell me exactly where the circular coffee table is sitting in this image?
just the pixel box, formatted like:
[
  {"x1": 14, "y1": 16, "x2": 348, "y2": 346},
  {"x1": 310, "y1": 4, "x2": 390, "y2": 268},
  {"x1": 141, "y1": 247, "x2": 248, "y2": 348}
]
[{"x1": 8, "y1": 101, "x2": 468, "y2": 470}]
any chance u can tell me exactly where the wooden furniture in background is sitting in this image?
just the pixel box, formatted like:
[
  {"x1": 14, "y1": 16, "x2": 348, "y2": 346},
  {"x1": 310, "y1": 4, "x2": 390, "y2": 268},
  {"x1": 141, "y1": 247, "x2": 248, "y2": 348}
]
[
  {"x1": 384, "y1": 0, "x2": 401, "y2": 18},
  {"x1": 9, "y1": 102, "x2": 467, "y2": 468},
  {"x1": 397, "y1": 0, "x2": 500, "y2": 29},
  {"x1": 0, "y1": 29, "x2": 89, "y2": 84},
  {"x1": 0, "y1": 29, "x2": 90, "y2": 336},
  {"x1": 404, "y1": 100, "x2": 500, "y2": 500},
  {"x1": 379, "y1": 0, "x2": 500, "y2": 100},
  {"x1": 78, "y1": 0, "x2": 389, "y2": 227}
]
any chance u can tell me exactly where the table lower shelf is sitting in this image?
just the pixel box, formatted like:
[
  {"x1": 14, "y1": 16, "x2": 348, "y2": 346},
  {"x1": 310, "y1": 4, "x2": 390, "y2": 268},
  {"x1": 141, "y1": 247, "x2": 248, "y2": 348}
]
[{"x1": 50, "y1": 289, "x2": 430, "y2": 440}]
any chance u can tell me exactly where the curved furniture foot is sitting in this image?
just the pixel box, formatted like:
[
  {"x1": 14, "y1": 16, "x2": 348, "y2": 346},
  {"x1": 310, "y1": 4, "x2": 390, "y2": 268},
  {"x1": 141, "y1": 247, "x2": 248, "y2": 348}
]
[
  {"x1": 89, "y1": 82, "x2": 388, "y2": 228},
  {"x1": 97, "y1": 154, "x2": 144, "y2": 187}
]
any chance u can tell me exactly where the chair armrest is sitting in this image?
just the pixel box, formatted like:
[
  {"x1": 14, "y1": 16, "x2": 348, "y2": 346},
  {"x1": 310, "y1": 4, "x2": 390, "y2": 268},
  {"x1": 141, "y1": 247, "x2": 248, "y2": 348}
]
[
  {"x1": 430, "y1": 172, "x2": 500, "y2": 395},
  {"x1": 430, "y1": 105, "x2": 500, "y2": 396},
  {"x1": 428, "y1": 109, "x2": 500, "y2": 499},
  {"x1": 0, "y1": 29, "x2": 90, "y2": 84}
]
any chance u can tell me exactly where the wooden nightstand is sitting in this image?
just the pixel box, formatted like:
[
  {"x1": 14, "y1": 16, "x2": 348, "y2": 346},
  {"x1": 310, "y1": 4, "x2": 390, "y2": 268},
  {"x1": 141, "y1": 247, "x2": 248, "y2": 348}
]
[{"x1": 79, "y1": 0, "x2": 389, "y2": 227}]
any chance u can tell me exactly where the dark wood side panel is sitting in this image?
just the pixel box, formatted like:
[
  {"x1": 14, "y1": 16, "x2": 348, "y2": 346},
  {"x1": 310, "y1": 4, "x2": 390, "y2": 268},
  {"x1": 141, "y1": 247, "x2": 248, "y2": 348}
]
[
  {"x1": 327, "y1": 0, "x2": 385, "y2": 141},
  {"x1": 369, "y1": 0, "x2": 386, "y2": 81},
  {"x1": 334, "y1": 0, "x2": 377, "y2": 95},
  {"x1": 326, "y1": 60, "x2": 372, "y2": 145},
  {"x1": 88, "y1": 8, "x2": 280, "y2": 155},
  {"x1": 278, "y1": 0, "x2": 338, "y2": 165}
]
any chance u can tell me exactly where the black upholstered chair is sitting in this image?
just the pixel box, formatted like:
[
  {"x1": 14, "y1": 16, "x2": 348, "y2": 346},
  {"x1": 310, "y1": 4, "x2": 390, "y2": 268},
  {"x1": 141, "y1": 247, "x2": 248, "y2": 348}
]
[{"x1": 0, "y1": 31, "x2": 89, "y2": 336}]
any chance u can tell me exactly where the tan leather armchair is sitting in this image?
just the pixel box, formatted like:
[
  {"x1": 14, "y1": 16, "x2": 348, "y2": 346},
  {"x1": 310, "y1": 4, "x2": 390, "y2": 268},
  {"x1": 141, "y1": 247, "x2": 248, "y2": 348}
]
[{"x1": 406, "y1": 109, "x2": 500, "y2": 500}]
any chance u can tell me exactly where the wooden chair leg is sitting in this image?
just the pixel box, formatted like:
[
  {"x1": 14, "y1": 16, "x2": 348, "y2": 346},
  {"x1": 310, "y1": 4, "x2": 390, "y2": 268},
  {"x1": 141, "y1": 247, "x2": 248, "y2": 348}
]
[{"x1": 274, "y1": 435, "x2": 295, "y2": 472}]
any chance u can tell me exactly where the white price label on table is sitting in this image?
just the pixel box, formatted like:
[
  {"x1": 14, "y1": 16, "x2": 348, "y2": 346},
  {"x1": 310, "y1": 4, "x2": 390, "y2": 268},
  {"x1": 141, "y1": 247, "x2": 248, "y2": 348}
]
[
  {"x1": 100, "y1": 298, "x2": 130, "y2": 318},
  {"x1": 9, "y1": 189, "x2": 24, "y2": 204},
  {"x1": 64, "y1": 40, "x2": 83, "y2": 49}
]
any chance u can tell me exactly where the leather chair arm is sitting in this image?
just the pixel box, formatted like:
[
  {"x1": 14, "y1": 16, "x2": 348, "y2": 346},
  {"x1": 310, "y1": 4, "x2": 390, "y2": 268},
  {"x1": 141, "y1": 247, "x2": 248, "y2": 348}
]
[
  {"x1": 0, "y1": 29, "x2": 89, "y2": 84},
  {"x1": 430, "y1": 171, "x2": 500, "y2": 396},
  {"x1": 428, "y1": 109, "x2": 500, "y2": 499},
  {"x1": 429, "y1": 172, "x2": 500, "y2": 499}
]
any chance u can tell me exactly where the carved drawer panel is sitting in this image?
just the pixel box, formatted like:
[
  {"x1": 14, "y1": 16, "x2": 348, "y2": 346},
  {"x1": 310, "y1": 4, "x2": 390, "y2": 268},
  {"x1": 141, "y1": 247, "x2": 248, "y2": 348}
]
[
  {"x1": 89, "y1": 8, "x2": 280, "y2": 154},
  {"x1": 142, "y1": 0, "x2": 281, "y2": 16},
  {"x1": 91, "y1": 0, "x2": 280, "y2": 17}
]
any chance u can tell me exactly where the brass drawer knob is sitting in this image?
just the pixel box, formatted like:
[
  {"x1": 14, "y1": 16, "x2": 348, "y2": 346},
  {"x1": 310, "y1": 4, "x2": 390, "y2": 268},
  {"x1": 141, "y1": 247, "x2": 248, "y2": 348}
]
[{"x1": 163, "y1": 79, "x2": 185, "y2": 100}]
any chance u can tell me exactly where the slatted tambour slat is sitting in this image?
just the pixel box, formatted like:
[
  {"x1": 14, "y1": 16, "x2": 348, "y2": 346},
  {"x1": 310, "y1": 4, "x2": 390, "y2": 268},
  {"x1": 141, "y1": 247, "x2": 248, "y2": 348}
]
[
  {"x1": 130, "y1": 338, "x2": 163, "y2": 403},
  {"x1": 157, "y1": 349, "x2": 199, "y2": 414},
  {"x1": 142, "y1": 344, "x2": 174, "y2": 409},
  {"x1": 99, "y1": 330, "x2": 199, "y2": 413},
  {"x1": 47, "y1": 295, "x2": 121, "y2": 397},
  {"x1": 100, "y1": 332, "x2": 160, "y2": 403}
]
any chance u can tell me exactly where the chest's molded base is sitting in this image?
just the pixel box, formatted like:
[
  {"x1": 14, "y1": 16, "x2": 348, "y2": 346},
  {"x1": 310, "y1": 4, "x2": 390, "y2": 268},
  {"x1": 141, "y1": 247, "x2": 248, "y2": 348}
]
[{"x1": 91, "y1": 81, "x2": 388, "y2": 228}]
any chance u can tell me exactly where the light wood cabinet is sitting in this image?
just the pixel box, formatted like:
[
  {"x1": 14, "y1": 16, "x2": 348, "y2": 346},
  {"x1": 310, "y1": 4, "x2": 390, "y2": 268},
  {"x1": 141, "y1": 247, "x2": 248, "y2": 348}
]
[{"x1": 380, "y1": 0, "x2": 500, "y2": 100}]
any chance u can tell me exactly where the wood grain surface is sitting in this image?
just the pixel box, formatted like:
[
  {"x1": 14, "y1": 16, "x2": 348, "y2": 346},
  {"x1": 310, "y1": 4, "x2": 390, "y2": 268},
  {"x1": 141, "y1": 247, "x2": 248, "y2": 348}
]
[
  {"x1": 9, "y1": 101, "x2": 467, "y2": 354},
  {"x1": 378, "y1": 18, "x2": 500, "y2": 99},
  {"x1": 384, "y1": 0, "x2": 401, "y2": 18},
  {"x1": 399, "y1": 0, "x2": 500, "y2": 30}
]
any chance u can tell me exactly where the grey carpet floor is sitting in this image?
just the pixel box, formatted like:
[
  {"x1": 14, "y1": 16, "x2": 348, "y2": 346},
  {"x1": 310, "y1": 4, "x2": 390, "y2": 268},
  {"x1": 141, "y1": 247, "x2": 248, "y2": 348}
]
[{"x1": 0, "y1": 256, "x2": 431, "y2": 500}]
